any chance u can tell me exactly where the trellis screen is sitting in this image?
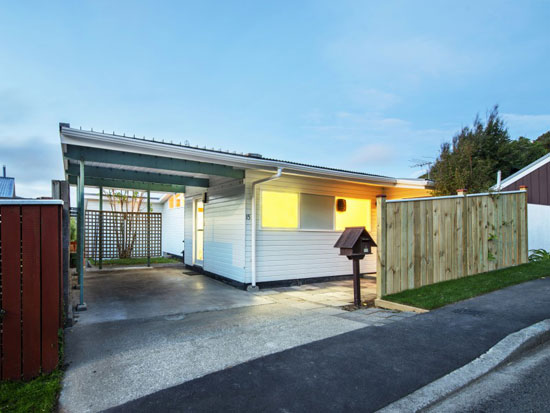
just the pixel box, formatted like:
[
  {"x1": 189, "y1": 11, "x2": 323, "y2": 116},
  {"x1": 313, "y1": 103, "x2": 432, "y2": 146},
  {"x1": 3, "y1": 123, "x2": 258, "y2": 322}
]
[{"x1": 85, "y1": 210, "x2": 162, "y2": 259}]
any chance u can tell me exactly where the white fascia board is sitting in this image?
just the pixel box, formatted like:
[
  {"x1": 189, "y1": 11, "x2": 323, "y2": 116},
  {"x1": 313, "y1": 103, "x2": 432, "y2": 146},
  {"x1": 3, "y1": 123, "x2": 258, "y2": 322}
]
[
  {"x1": 60, "y1": 127, "x2": 431, "y2": 189},
  {"x1": 491, "y1": 152, "x2": 550, "y2": 190}
]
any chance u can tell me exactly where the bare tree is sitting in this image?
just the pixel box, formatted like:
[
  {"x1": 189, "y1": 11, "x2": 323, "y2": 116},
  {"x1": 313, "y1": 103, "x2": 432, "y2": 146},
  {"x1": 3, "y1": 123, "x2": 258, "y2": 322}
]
[{"x1": 105, "y1": 190, "x2": 145, "y2": 258}]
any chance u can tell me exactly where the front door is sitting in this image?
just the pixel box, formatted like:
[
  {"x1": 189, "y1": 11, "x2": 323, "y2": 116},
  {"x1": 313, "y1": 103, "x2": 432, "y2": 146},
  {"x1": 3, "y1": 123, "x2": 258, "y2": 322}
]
[{"x1": 194, "y1": 199, "x2": 204, "y2": 266}]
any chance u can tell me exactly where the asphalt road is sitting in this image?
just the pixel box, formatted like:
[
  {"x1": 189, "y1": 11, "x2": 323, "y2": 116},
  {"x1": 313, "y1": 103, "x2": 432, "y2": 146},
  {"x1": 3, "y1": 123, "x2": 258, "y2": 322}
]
[
  {"x1": 427, "y1": 342, "x2": 550, "y2": 413},
  {"x1": 104, "y1": 278, "x2": 550, "y2": 413}
]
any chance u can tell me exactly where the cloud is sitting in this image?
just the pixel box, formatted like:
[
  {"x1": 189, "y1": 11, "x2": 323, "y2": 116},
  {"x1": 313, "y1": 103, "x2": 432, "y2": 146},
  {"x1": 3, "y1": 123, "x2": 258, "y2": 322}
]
[
  {"x1": 502, "y1": 113, "x2": 550, "y2": 139},
  {"x1": 300, "y1": 109, "x2": 456, "y2": 177},
  {"x1": 351, "y1": 143, "x2": 395, "y2": 166},
  {"x1": 325, "y1": 35, "x2": 483, "y2": 87},
  {"x1": 0, "y1": 89, "x2": 32, "y2": 125},
  {"x1": 350, "y1": 89, "x2": 402, "y2": 110},
  {"x1": 0, "y1": 136, "x2": 64, "y2": 198}
]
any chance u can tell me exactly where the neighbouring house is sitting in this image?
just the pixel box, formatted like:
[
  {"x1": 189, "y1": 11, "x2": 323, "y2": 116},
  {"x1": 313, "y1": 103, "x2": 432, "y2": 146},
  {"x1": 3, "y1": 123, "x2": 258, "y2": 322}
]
[
  {"x1": 84, "y1": 190, "x2": 185, "y2": 257},
  {"x1": 0, "y1": 165, "x2": 16, "y2": 198},
  {"x1": 60, "y1": 124, "x2": 432, "y2": 289},
  {"x1": 492, "y1": 152, "x2": 550, "y2": 252},
  {"x1": 160, "y1": 193, "x2": 185, "y2": 257}
]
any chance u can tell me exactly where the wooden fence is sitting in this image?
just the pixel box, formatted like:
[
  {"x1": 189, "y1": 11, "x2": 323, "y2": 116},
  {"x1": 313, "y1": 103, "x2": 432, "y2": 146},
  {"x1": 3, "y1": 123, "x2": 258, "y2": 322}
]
[
  {"x1": 85, "y1": 210, "x2": 162, "y2": 259},
  {"x1": 376, "y1": 189, "x2": 528, "y2": 297},
  {"x1": 0, "y1": 202, "x2": 63, "y2": 380}
]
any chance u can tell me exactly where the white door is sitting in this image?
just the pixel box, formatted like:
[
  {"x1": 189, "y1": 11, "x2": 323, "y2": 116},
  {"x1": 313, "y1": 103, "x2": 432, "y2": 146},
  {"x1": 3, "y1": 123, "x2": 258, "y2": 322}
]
[{"x1": 194, "y1": 199, "x2": 204, "y2": 266}]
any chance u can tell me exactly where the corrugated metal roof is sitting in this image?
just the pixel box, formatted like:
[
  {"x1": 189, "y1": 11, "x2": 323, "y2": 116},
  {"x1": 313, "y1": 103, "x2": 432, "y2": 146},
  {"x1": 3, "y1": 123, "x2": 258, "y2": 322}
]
[
  {"x1": 63, "y1": 127, "x2": 397, "y2": 180},
  {"x1": 60, "y1": 125, "x2": 433, "y2": 187},
  {"x1": 0, "y1": 177, "x2": 15, "y2": 198}
]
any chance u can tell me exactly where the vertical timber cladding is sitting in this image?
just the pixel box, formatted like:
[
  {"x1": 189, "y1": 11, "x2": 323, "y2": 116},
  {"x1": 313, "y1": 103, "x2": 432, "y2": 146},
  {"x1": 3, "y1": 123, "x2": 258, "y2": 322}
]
[
  {"x1": 376, "y1": 190, "x2": 528, "y2": 297},
  {"x1": 0, "y1": 204, "x2": 63, "y2": 380},
  {"x1": 85, "y1": 210, "x2": 162, "y2": 259}
]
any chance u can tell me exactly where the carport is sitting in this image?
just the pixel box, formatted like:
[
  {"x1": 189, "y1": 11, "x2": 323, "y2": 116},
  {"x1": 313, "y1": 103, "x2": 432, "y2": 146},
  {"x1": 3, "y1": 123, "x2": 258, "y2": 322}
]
[{"x1": 60, "y1": 123, "x2": 245, "y2": 310}]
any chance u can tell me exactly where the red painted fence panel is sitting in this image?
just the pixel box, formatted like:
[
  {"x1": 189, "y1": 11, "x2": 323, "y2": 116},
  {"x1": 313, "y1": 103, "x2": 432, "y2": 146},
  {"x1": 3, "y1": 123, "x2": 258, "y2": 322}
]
[
  {"x1": 22, "y1": 206, "x2": 41, "y2": 379},
  {"x1": 1, "y1": 203, "x2": 63, "y2": 381},
  {"x1": 40, "y1": 206, "x2": 61, "y2": 373},
  {"x1": 1, "y1": 206, "x2": 22, "y2": 380}
]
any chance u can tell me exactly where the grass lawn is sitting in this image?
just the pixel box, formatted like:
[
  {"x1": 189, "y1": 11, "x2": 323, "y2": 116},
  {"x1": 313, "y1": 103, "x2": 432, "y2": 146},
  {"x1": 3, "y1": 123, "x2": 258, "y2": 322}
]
[
  {"x1": 90, "y1": 256, "x2": 180, "y2": 266},
  {"x1": 383, "y1": 260, "x2": 550, "y2": 310},
  {"x1": 0, "y1": 370, "x2": 62, "y2": 413}
]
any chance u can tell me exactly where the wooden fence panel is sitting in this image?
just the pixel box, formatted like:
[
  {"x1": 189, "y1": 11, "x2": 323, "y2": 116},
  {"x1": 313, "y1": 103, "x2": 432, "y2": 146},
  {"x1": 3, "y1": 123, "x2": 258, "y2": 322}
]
[
  {"x1": 0, "y1": 203, "x2": 63, "y2": 381},
  {"x1": 41, "y1": 206, "x2": 61, "y2": 373},
  {"x1": 21, "y1": 206, "x2": 41, "y2": 379},
  {"x1": 377, "y1": 190, "x2": 529, "y2": 297},
  {"x1": 1, "y1": 206, "x2": 22, "y2": 380}
]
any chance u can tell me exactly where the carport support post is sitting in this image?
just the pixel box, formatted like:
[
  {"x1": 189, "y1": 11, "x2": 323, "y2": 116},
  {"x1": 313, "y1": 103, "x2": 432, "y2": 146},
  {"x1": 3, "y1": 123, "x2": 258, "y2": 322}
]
[
  {"x1": 76, "y1": 160, "x2": 87, "y2": 311},
  {"x1": 99, "y1": 186, "x2": 103, "y2": 270},
  {"x1": 353, "y1": 258, "x2": 361, "y2": 307},
  {"x1": 147, "y1": 190, "x2": 151, "y2": 267}
]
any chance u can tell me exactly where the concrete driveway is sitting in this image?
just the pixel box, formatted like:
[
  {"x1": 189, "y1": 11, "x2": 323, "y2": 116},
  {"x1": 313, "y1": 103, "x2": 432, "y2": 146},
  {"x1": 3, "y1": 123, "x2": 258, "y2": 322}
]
[{"x1": 60, "y1": 267, "x2": 402, "y2": 412}]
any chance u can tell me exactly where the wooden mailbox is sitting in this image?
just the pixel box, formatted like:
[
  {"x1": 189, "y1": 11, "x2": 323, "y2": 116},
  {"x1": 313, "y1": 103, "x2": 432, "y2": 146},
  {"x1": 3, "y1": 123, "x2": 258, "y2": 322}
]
[
  {"x1": 334, "y1": 227, "x2": 377, "y2": 260},
  {"x1": 334, "y1": 227, "x2": 377, "y2": 306}
]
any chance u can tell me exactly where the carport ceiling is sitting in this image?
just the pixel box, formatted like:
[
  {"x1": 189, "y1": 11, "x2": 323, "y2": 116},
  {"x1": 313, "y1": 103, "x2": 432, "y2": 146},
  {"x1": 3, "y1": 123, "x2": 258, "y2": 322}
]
[{"x1": 63, "y1": 143, "x2": 245, "y2": 192}]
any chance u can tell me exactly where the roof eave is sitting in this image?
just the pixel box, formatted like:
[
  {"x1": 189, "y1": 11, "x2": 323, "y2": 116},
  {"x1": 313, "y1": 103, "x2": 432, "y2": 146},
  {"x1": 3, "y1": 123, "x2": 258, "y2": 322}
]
[
  {"x1": 60, "y1": 126, "x2": 432, "y2": 189},
  {"x1": 491, "y1": 152, "x2": 550, "y2": 190}
]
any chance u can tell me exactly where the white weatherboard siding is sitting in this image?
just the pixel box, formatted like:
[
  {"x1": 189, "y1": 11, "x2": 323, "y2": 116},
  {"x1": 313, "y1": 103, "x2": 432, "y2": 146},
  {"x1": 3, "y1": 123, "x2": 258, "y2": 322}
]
[
  {"x1": 161, "y1": 203, "x2": 185, "y2": 256},
  {"x1": 184, "y1": 177, "x2": 246, "y2": 282},
  {"x1": 203, "y1": 184, "x2": 246, "y2": 282},
  {"x1": 528, "y1": 204, "x2": 550, "y2": 251},
  {"x1": 184, "y1": 198, "x2": 194, "y2": 265},
  {"x1": 182, "y1": 171, "x2": 430, "y2": 285},
  {"x1": 244, "y1": 170, "x2": 382, "y2": 284}
]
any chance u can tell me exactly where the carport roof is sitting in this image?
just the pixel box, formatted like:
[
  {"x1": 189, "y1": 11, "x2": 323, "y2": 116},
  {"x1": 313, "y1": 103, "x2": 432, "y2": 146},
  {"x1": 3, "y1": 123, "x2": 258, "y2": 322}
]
[{"x1": 59, "y1": 123, "x2": 432, "y2": 191}]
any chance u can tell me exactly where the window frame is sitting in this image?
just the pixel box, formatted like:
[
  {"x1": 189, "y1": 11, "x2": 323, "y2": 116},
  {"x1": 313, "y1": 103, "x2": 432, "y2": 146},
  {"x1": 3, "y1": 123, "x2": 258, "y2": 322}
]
[
  {"x1": 259, "y1": 189, "x2": 372, "y2": 232},
  {"x1": 260, "y1": 189, "x2": 300, "y2": 230}
]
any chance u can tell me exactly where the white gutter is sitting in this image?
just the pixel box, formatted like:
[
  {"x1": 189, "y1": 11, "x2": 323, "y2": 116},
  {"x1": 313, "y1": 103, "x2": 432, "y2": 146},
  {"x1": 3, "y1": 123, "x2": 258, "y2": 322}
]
[
  {"x1": 0, "y1": 199, "x2": 63, "y2": 205},
  {"x1": 249, "y1": 167, "x2": 283, "y2": 291}
]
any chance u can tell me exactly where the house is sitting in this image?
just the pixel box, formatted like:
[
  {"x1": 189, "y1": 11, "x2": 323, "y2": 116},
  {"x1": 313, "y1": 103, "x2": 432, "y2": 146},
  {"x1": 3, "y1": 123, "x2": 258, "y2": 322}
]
[
  {"x1": 60, "y1": 124, "x2": 432, "y2": 289},
  {"x1": 493, "y1": 152, "x2": 550, "y2": 252},
  {"x1": 0, "y1": 166, "x2": 16, "y2": 198},
  {"x1": 84, "y1": 190, "x2": 185, "y2": 257},
  {"x1": 160, "y1": 193, "x2": 185, "y2": 257}
]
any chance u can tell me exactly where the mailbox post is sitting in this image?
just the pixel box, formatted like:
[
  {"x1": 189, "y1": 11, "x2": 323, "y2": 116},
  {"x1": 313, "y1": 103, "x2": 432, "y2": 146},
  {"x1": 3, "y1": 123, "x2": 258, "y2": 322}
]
[{"x1": 334, "y1": 227, "x2": 377, "y2": 306}]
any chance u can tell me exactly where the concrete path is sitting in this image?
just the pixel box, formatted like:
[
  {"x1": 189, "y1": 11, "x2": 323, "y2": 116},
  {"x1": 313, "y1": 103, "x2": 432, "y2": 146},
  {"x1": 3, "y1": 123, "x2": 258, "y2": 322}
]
[
  {"x1": 104, "y1": 278, "x2": 550, "y2": 413},
  {"x1": 60, "y1": 269, "x2": 401, "y2": 412}
]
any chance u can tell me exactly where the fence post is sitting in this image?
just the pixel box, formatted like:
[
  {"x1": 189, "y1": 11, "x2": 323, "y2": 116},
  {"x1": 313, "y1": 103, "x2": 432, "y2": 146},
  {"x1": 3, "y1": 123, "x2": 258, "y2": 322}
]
[
  {"x1": 99, "y1": 186, "x2": 103, "y2": 270},
  {"x1": 76, "y1": 160, "x2": 87, "y2": 311},
  {"x1": 376, "y1": 195, "x2": 387, "y2": 298},
  {"x1": 147, "y1": 190, "x2": 151, "y2": 267},
  {"x1": 51, "y1": 180, "x2": 70, "y2": 326},
  {"x1": 457, "y1": 189, "x2": 468, "y2": 278},
  {"x1": 519, "y1": 185, "x2": 528, "y2": 263}
]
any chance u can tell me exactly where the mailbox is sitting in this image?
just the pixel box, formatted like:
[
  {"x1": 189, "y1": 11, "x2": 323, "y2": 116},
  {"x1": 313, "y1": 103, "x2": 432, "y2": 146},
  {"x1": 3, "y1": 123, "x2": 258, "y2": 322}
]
[
  {"x1": 334, "y1": 227, "x2": 377, "y2": 307},
  {"x1": 334, "y1": 227, "x2": 377, "y2": 260}
]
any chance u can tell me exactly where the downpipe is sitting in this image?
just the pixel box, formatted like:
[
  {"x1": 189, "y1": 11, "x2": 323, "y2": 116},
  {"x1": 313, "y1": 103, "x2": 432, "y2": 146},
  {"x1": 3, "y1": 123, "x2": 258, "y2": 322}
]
[{"x1": 248, "y1": 167, "x2": 283, "y2": 292}]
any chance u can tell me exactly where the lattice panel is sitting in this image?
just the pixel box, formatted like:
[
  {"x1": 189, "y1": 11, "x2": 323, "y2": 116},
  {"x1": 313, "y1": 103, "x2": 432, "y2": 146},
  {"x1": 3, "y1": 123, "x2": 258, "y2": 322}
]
[{"x1": 85, "y1": 210, "x2": 162, "y2": 259}]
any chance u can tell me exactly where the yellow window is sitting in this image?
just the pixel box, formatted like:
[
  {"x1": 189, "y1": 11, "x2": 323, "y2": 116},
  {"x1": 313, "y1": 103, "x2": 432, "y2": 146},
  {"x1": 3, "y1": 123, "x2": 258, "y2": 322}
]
[
  {"x1": 175, "y1": 193, "x2": 182, "y2": 208},
  {"x1": 261, "y1": 191, "x2": 299, "y2": 228},
  {"x1": 169, "y1": 195, "x2": 174, "y2": 209},
  {"x1": 335, "y1": 198, "x2": 371, "y2": 231}
]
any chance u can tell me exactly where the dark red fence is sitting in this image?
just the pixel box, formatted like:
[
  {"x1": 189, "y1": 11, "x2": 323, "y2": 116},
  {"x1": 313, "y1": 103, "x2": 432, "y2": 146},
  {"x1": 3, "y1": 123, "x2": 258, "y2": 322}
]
[{"x1": 0, "y1": 202, "x2": 63, "y2": 380}]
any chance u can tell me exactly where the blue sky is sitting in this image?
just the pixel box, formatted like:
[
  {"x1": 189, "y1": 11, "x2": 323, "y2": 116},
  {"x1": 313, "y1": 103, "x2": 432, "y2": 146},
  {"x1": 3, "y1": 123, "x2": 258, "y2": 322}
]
[{"x1": 1, "y1": 1, "x2": 550, "y2": 197}]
